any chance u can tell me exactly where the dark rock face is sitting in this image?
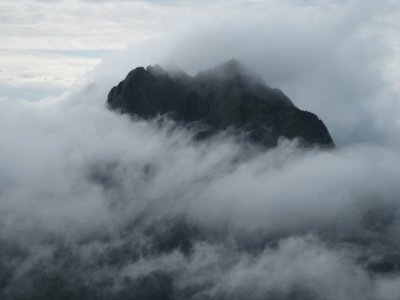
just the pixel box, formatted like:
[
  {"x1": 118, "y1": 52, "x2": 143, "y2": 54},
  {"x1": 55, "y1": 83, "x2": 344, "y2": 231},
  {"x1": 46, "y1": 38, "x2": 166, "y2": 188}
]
[{"x1": 107, "y1": 59, "x2": 334, "y2": 147}]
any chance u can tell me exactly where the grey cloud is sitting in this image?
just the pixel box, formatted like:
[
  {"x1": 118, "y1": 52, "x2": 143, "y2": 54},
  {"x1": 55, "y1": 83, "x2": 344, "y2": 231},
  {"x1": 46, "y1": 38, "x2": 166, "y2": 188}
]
[
  {"x1": 1, "y1": 0, "x2": 400, "y2": 299},
  {"x1": 1, "y1": 91, "x2": 400, "y2": 298}
]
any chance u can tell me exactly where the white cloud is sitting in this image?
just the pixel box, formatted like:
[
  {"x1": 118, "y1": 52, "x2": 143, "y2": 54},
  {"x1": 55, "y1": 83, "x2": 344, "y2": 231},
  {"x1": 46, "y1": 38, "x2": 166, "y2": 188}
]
[
  {"x1": 1, "y1": 93, "x2": 400, "y2": 298},
  {"x1": 0, "y1": 49, "x2": 101, "y2": 89}
]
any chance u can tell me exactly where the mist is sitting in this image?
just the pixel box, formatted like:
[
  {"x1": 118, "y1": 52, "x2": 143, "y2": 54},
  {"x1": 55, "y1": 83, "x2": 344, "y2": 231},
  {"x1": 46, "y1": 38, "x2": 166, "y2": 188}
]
[
  {"x1": 1, "y1": 95, "x2": 400, "y2": 299},
  {"x1": 1, "y1": 0, "x2": 400, "y2": 299}
]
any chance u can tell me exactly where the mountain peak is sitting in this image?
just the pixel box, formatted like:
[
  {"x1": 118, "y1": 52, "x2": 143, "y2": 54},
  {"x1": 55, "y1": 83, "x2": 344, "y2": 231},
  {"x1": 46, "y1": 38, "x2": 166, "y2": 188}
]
[
  {"x1": 107, "y1": 61, "x2": 334, "y2": 148},
  {"x1": 213, "y1": 59, "x2": 246, "y2": 74},
  {"x1": 196, "y1": 59, "x2": 258, "y2": 82}
]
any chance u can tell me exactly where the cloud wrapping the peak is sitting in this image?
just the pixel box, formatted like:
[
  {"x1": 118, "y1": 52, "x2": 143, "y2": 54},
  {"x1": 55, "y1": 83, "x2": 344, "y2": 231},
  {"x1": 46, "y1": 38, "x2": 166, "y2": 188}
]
[
  {"x1": 1, "y1": 92, "x2": 400, "y2": 298},
  {"x1": 89, "y1": 0, "x2": 400, "y2": 147}
]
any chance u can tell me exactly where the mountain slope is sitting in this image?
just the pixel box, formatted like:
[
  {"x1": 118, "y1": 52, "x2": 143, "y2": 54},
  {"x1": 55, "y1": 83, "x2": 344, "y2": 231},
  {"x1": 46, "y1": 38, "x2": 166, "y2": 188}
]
[{"x1": 107, "y1": 59, "x2": 334, "y2": 148}]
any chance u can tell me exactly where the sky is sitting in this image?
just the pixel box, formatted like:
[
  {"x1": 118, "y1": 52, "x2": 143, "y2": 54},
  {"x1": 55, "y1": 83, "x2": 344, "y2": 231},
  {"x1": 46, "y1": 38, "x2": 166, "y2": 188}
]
[
  {"x1": 0, "y1": 0, "x2": 167, "y2": 95},
  {"x1": 1, "y1": 1, "x2": 400, "y2": 299}
]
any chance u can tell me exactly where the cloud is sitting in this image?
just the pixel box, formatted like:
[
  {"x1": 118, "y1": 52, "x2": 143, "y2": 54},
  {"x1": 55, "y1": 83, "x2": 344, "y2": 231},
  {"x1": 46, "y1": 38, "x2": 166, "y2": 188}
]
[
  {"x1": 1, "y1": 0, "x2": 400, "y2": 299},
  {"x1": 1, "y1": 90, "x2": 400, "y2": 298}
]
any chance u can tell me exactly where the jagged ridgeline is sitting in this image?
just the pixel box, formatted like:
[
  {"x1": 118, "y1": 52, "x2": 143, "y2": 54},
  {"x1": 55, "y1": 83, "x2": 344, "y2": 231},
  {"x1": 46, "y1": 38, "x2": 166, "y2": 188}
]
[{"x1": 107, "y1": 59, "x2": 334, "y2": 148}]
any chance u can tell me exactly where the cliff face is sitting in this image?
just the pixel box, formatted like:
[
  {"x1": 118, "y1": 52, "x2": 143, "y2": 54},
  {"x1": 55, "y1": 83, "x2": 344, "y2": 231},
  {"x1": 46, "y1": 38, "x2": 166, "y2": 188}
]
[{"x1": 107, "y1": 60, "x2": 334, "y2": 148}]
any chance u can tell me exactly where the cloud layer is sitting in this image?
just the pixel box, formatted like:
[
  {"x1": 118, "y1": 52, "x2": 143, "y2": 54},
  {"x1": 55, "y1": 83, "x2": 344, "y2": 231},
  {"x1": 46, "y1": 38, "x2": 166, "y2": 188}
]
[
  {"x1": 1, "y1": 94, "x2": 400, "y2": 299},
  {"x1": 1, "y1": 0, "x2": 400, "y2": 299}
]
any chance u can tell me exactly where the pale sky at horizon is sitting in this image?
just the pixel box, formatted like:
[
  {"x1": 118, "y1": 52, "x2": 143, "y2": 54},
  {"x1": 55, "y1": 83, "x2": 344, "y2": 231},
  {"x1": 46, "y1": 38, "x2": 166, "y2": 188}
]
[{"x1": 0, "y1": 0, "x2": 399, "y2": 105}]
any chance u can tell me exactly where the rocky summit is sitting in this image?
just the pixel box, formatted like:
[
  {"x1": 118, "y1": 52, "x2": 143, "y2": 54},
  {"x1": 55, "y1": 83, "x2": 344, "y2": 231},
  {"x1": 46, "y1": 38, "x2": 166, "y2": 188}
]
[{"x1": 107, "y1": 59, "x2": 334, "y2": 148}]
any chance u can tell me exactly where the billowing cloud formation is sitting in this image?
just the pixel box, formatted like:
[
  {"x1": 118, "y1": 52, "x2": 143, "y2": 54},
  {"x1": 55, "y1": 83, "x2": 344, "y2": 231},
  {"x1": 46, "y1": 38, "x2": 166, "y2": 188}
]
[
  {"x1": 1, "y1": 0, "x2": 400, "y2": 299},
  {"x1": 1, "y1": 93, "x2": 400, "y2": 299}
]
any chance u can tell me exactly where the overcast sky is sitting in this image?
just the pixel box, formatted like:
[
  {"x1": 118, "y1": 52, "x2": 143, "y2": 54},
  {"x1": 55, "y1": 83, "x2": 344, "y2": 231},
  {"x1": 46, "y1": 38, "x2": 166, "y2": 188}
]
[{"x1": 1, "y1": 0, "x2": 399, "y2": 98}]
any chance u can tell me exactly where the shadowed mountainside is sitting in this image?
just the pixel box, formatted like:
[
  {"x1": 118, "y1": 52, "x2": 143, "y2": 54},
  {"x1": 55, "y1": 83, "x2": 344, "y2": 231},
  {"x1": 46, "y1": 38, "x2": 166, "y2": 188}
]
[{"x1": 107, "y1": 60, "x2": 334, "y2": 148}]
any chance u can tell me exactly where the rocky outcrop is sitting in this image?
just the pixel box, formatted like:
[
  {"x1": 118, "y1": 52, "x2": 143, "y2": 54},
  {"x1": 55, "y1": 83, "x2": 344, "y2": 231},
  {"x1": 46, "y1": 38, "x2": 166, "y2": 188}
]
[{"x1": 107, "y1": 59, "x2": 334, "y2": 148}]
